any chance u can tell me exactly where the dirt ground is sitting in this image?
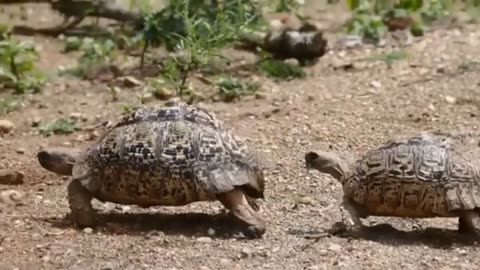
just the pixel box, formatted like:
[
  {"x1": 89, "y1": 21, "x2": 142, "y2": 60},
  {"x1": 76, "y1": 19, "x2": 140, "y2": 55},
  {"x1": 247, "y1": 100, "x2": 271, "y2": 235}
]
[{"x1": 1, "y1": 2, "x2": 480, "y2": 270}]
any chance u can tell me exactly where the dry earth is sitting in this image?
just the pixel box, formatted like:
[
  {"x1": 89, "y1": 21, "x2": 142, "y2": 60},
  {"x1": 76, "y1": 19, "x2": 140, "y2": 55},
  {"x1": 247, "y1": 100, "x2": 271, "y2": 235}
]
[{"x1": 1, "y1": 2, "x2": 480, "y2": 270}]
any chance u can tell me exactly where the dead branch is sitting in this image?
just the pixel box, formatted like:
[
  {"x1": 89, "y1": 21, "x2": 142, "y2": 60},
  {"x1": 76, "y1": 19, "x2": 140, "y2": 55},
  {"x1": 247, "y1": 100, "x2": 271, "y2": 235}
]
[
  {"x1": 12, "y1": 25, "x2": 112, "y2": 37},
  {"x1": 0, "y1": 0, "x2": 50, "y2": 4},
  {"x1": 0, "y1": 0, "x2": 143, "y2": 24}
]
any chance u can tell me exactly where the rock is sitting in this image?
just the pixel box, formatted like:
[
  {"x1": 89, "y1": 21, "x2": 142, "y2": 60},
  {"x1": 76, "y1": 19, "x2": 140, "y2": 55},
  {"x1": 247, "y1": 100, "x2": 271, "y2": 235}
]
[
  {"x1": 16, "y1": 148, "x2": 26, "y2": 154},
  {"x1": 122, "y1": 76, "x2": 143, "y2": 88},
  {"x1": 445, "y1": 95, "x2": 456, "y2": 104},
  {"x1": 335, "y1": 34, "x2": 363, "y2": 49},
  {"x1": 328, "y1": 243, "x2": 342, "y2": 252},
  {"x1": 82, "y1": 227, "x2": 93, "y2": 234},
  {"x1": 196, "y1": 236, "x2": 212, "y2": 243},
  {"x1": 70, "y1": 112, "x2": 83, "y2": 120},
  {"x1": 207, "y1": 228, "x2": 215, "y2": 236},
  {"x1": 219, "y1": 258, "x2": 231, "y2": 266},
  {"x1": 31, "y1": 118, "x2": 41, "y2": 127},
  {"x1": 0, "y1": 170, "x2": 24, "y2": 185},
  {"x1": 370, "y1": 80, "x2": 382, "y2": 88},
  {"x1": 0, "y1": 120, "x2": 14, "y2": 134},
  {"x1": 0, "y1": 190, "x2": 24, "y2": 205},
  {"x1": 240, "y1": 247, "x2": 253, "y2": 258},
  {"x1": 152, "y1": 87, "x2": 174, "y2": 100},
  {"x1": 297, "y1": 196, "x2": 315, "y2": 205},
  {"x1": 99, "y1": 262, "x2": 117, "y2": 270}
]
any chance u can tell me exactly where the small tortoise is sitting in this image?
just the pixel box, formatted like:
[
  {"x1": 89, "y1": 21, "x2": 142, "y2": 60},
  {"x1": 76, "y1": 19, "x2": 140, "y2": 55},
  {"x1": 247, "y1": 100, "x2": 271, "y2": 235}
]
[
  {"x1": 37, "y1": 99, "x2": 266, "y2": 238},
  {"x1": 305, "y1": 134, "x2": 480, "y2": 233}
]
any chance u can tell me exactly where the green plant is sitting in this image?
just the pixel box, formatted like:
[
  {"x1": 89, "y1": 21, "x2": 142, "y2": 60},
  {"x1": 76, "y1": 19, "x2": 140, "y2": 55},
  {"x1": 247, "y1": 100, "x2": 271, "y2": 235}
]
[
  {"x1": 344, "y1": 0, "x2": 454, "y2": 43},
  {"x1": 120, "y1": 103, "x2": 135, "y2": 114},
  {"x1": 138, "y1": 0, "x2": 262, "y2": 66},
  {"x1": 420, "y1": 0, "x2": 453, "y2": 23},
  {"x1": 0, "y1": 96, "x2": 22, "y2": 116},
  {"x1": 146, "y1": 0, "x2": 262, "y2": 98},
  {"x1": 147, "y1": 77, "x2": 175, "y2": 100},
  {"x1": 128, "y1": 0, "x2": 152, "y2": 13},
  {"x1": 61, "y1": 37, "x2": 118, "y2": 77},
  {"x1": 465, "y1": 0, "x2": 480, "y2": 22},
  {"x1": 39, "y1": 118, "x2": 78, "y2": 136},
  {"x1": 275, "y1": 0, "x2": 304, "y2": 12},
  {"x1": 457, "y1": 60, "x2": 480, "y2": 73},
  {"x1": 355, "y1": 50, "x2": 408, "y2": 68},
  {"x1": 0, "y1": 32, "x2": 45, "y2": 94},
  {"x1": 107, "y1": 85, "x2": 121, "y2": 101},
  {"x1": 215, "y1": 75, "x2": 260, "y2": 102},
  {"x1": 257, "y1": 59, "x2": 306, "y2": 79},
  {"x1": 346, "y1": 12, "x2": 388, "y2": 43}
]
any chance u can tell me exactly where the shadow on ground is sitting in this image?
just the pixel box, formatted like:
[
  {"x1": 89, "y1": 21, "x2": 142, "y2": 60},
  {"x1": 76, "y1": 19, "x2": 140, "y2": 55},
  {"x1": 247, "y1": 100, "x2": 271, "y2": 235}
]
[
  {"x1": 295, "y1": 222, "x2": 480, "y2": 248},
  {"x1": 38, "y1": 211, "x2": 252, "y2": 240}
]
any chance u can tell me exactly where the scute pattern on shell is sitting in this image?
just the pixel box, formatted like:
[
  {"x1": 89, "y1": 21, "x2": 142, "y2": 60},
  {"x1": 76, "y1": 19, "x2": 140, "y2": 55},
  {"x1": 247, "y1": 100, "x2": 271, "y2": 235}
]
[
  {"x1": 342, "y1": 134, "x2": 480, "y2": 218},
  {"x1": 73, "y1": 100, "x2": 264, "y2": 207}
]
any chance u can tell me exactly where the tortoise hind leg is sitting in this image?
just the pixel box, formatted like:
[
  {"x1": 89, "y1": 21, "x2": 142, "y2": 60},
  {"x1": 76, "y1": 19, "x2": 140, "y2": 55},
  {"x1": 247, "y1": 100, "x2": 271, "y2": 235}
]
[
  {"x1": 458, "y1": 210, "x2": 479, "y2": 234},
  {"x1": 245, "y1": 195, "x2": 260, "y2": 211},
  {"x1": 217, "y1": 189, "x2": 266, "y2": 239},
  {"x1": 67, "y1": 180, "x2": 95, "y2": 228}
]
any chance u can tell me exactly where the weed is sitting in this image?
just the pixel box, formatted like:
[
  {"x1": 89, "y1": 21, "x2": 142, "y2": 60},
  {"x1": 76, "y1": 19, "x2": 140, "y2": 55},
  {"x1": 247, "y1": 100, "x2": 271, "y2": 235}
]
[
  {"x1": 107, "y1": 85, "x2": 121, "y2": 102},
  {"x1": 39, "y1": 118, "x2": 78, "y2": 136},
  {"x1": 274, "y1": 0, "x2": 304, "y2": 12},
  {"x1": 60, "y1": 37, "x2": 118, "y2": 77},
  {"x1": 0, "y1": 28, "x2": 46, "y2": 94},
  {"x1": 257, "y1": 59, "x2": 306, "y2": 79},
  {"x1": 344, "y1": 0, "x2": 457, "y2": 43},
  {"x1": 215, "y1": 75, "x2": 260, "y2": 102},
  {"x1": 355, "y1": 50, "x2": 408, "y2": 68},
  {"x1": 120, "y1": 103, "x2": 136, "y2": 114},
  {"x1": 139, "y1": 0, "x2": 262, "y2": 99},
  {"x1": 0, "y1": 96, "x2": 23, "y2": 116},
  {"x1": 420, "y1": 0, "x2": 453, "y2": 23},
  {"x1": 457, "y1": 60, "x2": 480, "y2": 72},
  {"x1": 148, "y1": 78, "x2": 176, "y2": 100}
]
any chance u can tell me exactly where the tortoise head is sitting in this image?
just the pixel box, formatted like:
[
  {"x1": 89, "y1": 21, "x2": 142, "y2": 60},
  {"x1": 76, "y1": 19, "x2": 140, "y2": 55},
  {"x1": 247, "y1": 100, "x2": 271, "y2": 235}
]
[
  {"x1": 37, "y1": 147, "x2": 83, "y2": 176},
  {"x1": 305, "y1": 150, "x2": 350, "y2": 182}
]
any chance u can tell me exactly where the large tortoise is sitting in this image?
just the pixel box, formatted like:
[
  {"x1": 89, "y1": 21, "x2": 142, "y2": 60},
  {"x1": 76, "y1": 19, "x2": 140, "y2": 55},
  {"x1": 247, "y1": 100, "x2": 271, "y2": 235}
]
[
  {"x1": 305, "y1": 134, "x2": 480, "y2": 233},
  {"x1": 37, "y1": 99, "x2": 266, "y2": 238}
]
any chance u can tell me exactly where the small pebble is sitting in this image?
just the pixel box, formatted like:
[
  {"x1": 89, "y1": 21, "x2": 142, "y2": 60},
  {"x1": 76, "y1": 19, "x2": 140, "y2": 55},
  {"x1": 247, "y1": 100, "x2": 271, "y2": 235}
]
[
  {"x1": 445, "y1": 95, "x2": 456, "y2": 104},
  {"x1": 370, "y1": 80, "x2": 382, "y2": 88},
  {"x1": 83, "y1": 227, "x2": 93, "y2": 234},
  {"x1": 0, "y1": 189, "x2": 24, "y2": 205},
  {"x1": 219, "y1": 258, "x2": 231, "y2": 266},
  {"x1": 297, "y1": 196, "x2": 315, "y2": 205},
  {"x1": 122, "y1": 76, "x2": 143, "y2": 88},
  {"x1": 196, "y1": 236, "x2": 212, "y2": 243},
  {"x1": 240, "y1": 247, "x2": 253, "y2": 258},
  {"x1": 328, "y1": 243, "x2": 342, "y2": 252},
  {"x1": 0, "y1": 119, "x2": 14, "y2": 134}
]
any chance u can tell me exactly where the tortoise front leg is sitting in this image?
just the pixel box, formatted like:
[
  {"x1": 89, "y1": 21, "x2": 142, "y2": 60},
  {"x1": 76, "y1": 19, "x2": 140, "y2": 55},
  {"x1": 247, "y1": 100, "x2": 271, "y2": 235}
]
[
  {"x1": 341, "y1": 196, "x2": 364, "y2": 231},
  {"x1": 217, "y1": 189, "x2": 266, "y2": 239},
  {"x1": 67, "y1": 180, "x2": 96, "y2": 228},
  {"x1": 458, "y1": 210, "x2": 479, "y2": 234}
]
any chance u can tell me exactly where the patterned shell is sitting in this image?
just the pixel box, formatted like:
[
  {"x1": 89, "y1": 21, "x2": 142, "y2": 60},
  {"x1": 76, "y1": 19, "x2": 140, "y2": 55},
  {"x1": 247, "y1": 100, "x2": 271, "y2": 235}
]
[
  {"x1": 72, "y1": 100, "x2": 264, "y2": 207},
  {"x1": 342, "y1": 134, "x2": 480, "y2": 218}
]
